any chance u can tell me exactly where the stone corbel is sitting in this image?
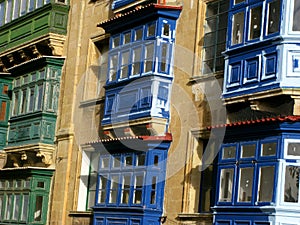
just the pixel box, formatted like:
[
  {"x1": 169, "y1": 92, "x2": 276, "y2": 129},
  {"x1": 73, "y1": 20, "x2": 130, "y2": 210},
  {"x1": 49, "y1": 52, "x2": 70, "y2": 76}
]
[
  {"x1": 0, "y1": 151, "x2": 7, "y2": 169},
  {"x1": 29, "y1": 45, "x2": 41, "y2": 58},
  {"x1": 47, "y1": 39, "x2": 64, "y2": 56},
  {"x1": 0, "y1": 58, "x2": 7, "y2": 72},
  {"x1": 7, "y1": 53, "x2": 14, "y2": 64},
  {"x1": 36, "y1": 151, "x2": 53, "y2": 165},
  {"x1": 18, "y1": 49, "x2": 29, "y2": 61}
]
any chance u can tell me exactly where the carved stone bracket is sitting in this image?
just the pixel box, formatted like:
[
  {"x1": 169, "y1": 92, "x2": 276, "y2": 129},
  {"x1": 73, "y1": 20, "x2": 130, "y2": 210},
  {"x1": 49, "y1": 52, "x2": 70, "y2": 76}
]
[
  {"x1": 0, "y1": 33, "x2": 66, "y2": 72},
  {"x1": 4, "y1": 143, "x2": 55, "y2": 168},
  {"x1": 36, "y1": 151, "x2": 53, "y2": 165}
]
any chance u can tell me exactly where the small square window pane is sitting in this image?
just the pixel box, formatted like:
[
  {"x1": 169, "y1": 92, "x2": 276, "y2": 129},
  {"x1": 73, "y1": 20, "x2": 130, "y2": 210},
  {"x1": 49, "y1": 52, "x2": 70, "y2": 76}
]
[
  {"x1": 222, "y1": 146, "x2": 236, "y2": 159},
  {"x1": 249, "y1": 5, "x2": 262, "y2": 40},
  {"x1": 112, "y1": 36, "x2": 120, "y2": 48},
  {"x1": 124, "y1": 156, "x2": 132, "y2": 166},
  {"x1": 100, "y1": 157, "x2": 110, "y2": 168},
  {"x1": 136, "y1": 154, "x2": 145, "y2": 166},
  {"x1": 123, "y1": 32, "x2": 131, "y2": 44},
  {"x1": 258, "y1": 166, "x2": 275, "y2": 202},
  {"x1": 135, "y1": 28, "x2": 143, "y2": 41},
  {"x1": 288, "y1": 143, "x2": 300, "y2": 156},
  {"x1": 219, "y1": 168, "x2": 234, "y2": 202},
  {"x1": 232, "y1": 11, "x2": 244, "y2": 45},
  {"x1": 284, "y1": 166, "x2": 299, "y2": 202},
  {"x1": 262, "y1": 142, "x2": 277, "y2": 156},
  {"x1": 238, "y1": 167, "x2": 254, "y2": 202},
  {"x1": 112, "y1": 156, "x2": 121, "y2": 168},
  {"x1": 147, "y1": 23, "x2": 156, "y2": 37},
  {"x1": 241, "y1": 144, "x2": 256, "y2": 158}
]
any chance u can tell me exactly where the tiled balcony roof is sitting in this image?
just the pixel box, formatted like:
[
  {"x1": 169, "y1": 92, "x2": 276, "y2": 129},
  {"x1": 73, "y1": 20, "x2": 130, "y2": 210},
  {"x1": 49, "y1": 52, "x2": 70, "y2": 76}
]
[{"x1": 208, "y1": 116, "x2": 300, "y2": 130}]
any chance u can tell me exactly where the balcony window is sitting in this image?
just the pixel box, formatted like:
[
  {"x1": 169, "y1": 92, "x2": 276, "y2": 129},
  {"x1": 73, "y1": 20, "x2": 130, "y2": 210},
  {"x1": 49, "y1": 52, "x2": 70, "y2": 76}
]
[
  {"x1": 218, "y1": 139, "x2": 278, "y2": 205},
  {"x1": 293, "y1": 0, "x2": 300, "y2": 31},
  {"x1": 202, "y1": 0, "x2": 228, "y2": 74},
  {"x1": 258, "y1": 166, "x2": 275, "y2": 202},
  {"x1": 0, "y1": 171, "x2": 52, "y2": 224},
  {"x1": 232, "y1": 11, "x2": 245, "y2": 45},
  {"x1": 11, "y1": 67, "x2": 61, "y2": 117},
  {"x1": 238, "y1": 167, "x2": 254, "y2": 202},
  {"x1": 249, "y1": 5, "x2": 262, "y2": 40},
  {"x1": 0, "y1": 0, "x2": 67, "y2": 27},
  {"x1": 219, "y1": 168, "x2": 234, "y2": 202},
  {"x1": 284, "y1": 165, "x2": 299, "y2": 202},
  {"x1": 267, "y1": 0, "x2": 280, "y2": 35}
]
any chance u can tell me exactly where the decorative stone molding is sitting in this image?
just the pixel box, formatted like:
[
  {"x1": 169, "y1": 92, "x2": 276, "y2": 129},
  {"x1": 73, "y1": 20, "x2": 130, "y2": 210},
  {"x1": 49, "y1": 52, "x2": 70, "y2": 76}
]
[
  {"x1": 4, "y1": 143, "x2": 55, "y2": 168},
  {"x1": 0, "y1": 33, "x2": 66, "y2": 72},
  {"x1": 0, "y1": 151, "x2": 7, "y2": 169}
]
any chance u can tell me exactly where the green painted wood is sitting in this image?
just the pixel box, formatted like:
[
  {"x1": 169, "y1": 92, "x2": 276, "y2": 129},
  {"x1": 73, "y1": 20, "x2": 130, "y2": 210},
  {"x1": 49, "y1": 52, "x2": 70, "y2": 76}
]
[{"x1": 0, "y1": 3, "x2": 69, "y2": 52}]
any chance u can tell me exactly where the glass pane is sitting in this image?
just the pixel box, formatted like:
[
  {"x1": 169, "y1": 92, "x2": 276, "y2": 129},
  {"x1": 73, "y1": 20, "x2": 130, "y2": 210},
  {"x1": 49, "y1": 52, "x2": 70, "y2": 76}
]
[
  {"x1": 136, "y1": 154, "x2": 145, "y2": 166},
  {"x1": 109, "y1": 54, "x2": 118, "y2": 81},
  {"x1": 29, "y1": 87, "x2": 35, "y2": 111},
  {"x1": 267, "y1": 0, "x2": 280, "y2": 34},
  {"x1": 219, "y1": 168, "x2": 234, "y2": 202},
  {"x1": 262, "y1": 142, "x2": 277, "y2": 156},
  {"x1": 232, "y1": 11, "x2": 244, "y2": 45},
  {"x1": 238, "y1": 167, "x2": 254, "y2": 202},
  {"x1": 200, "y1": 165, "x2": 214, "y2": 212},
  {"x1": 124, "y1": 155, "x2": 132, "y2": 166},
  {"x1": 147, "y1": 23, "x2": 156, "y2": 37},
  {"x1": 12, "y1": 195, "x2": 21, "y2": 220},
  {"x1": 258, "y1": 166, "x2": 275, "y2": 202},
  {"x1": 163, "y1": 23, "x2": 170, "y2": 36},
  {"x1": 5, "y1": 194, "x2": 12, "y2": 220},
  {"x1": 222, "y1": 146, "x2": 236, "y2": 159},
  {"x1": 24, "y1": 179, "x2": 30, "y2": 188},
  {"x1": 123, "y1": 32, "x2": 131, "y2": 45},
  {"x1": 0, "y1": 2, "x2": 5, "y2": 26},
  {"x1": 37, "y1": 0, "x2": 44, "y2": 8},
  {"x1": 21, "y1": 89, "x2": 27, "y2": 113},
  {"x1": 100, "y1": 157, "x2": 109, "y2": 168},
  {"x1": 98, "y1": 176, "x2": 107, "y2": 203},
  {"x1": 132, "y1": 47, "x2": 141, "y2": 75},
  {"x1": 120, "y1": 51, "x2": 129, "y2": 79},
  {"x1": 134, "y1": 190, "x2": 142, "y2": 204},
  {"x1": 16, "y1": 180, "x2": 22, "y2": 188},
  {"x1": 144, "y1": 43, "x2": 154, "y2": 72},
  {"x1": 293, "y1": 0, "x2": 300, "y2": 31},
  {"x1": 234, "y1": 0, "x2": 245, "y2": 4},
  {"x1": 285, "y1": 166, "x2": 299, "y2": 202},
  {"x1": 288, "y1": 143, "x2": 300, "y2": 156},
  {"x1": 0, "y1": 195, "x2": 3, "y2": 219},
  {"x1": 13, "y1": 0, "x2": 20, "y2": 19},
  {"x1": 109, "y1": 175, "x2": 119, "y2": 203},
  {"x1": 21, "y1": 195, "x2": 29, "y2": 221},
  {"x1": 28, "y1": 0, "x2": 35, "y2": 12},
  {"x1": 34, "y1": 196, "x2": 43, "y2": 221},
  {"x1": 150, "y1": 177, "x2": 157, "y2": 204},
  {"x1": 112, "y1": 36, "x2": 120, "y2": 48},
  {"x1": 112, "y1": 156, "x2": 121, "y2": 168},
  {"x1": 249, "y1": 5, "x2": 262, "y2": 40},
  {"x1": 241, "y1": 144, "x2": 256, "y2": 158},
  {"x1": 121, "y1": 175, "x2": 131, "y2": 204},
  {"x1": 0, "y1": 180, "x2": 5, "y2": 189},
  {"x1": 37, "y1": 181, "x2": 45, "y2": 188},
  {"x1": 5, "y1": 0, "x2": 12, "y2": 23},
  {"x1": 135, "y1": 28, "x2": 143, "y2": 41},
  {"x1": 20, "y1": 0, "x2": 27, "y2": 16},
  {"x1": 37, "y1": 84, "x2": 44, "y2": 110}
]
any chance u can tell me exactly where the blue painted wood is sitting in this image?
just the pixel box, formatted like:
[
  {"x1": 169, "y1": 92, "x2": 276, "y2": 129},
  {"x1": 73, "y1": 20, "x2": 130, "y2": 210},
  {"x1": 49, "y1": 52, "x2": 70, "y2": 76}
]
[
  {"x1": 221, "y1": 0, "x2": 300, "y2": 99},
  {"x1": 214, "y1": 121, "x2": 300, "y2": 224}
]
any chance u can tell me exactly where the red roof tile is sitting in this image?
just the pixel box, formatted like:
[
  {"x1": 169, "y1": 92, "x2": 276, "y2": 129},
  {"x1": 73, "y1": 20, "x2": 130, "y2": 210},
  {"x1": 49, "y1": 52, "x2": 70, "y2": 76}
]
[{"x1": 208, "y1": 116, "x2": 300, "y2": 130}]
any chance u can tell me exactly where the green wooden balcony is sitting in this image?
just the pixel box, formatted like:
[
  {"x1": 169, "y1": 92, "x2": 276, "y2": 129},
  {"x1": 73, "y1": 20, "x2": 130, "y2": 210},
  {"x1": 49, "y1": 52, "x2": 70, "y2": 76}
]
[{"x1": 0, "y1": 2, "x2": 69, "y2": 53}]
